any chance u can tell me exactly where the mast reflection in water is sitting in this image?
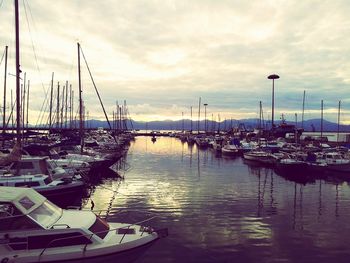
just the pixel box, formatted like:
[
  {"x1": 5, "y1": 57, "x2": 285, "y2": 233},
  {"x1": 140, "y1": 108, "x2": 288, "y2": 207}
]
[{"x1": 83, "y1": 136, "x2": 350, "y2": 263}]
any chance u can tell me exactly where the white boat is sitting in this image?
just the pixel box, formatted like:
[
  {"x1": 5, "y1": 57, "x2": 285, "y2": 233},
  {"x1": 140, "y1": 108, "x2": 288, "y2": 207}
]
[
  {"x1": 0, "y1": 173, "x2": 84, "y2": 198},
  {"x1": 318, "y1": 152, "x2": 350, "y2": 173},
  {"x1": 221, "y1": 140, "x2": 239, "y2": 156},
  {"x1": 0, "y1": 156, "x2": 71, "y2": 180},
  {"x1": 243, "y1": 151, "x2": 283, "y2": 165},
  {"x1": 0, "y1": 187, "x2": 165, "y2": 263}
]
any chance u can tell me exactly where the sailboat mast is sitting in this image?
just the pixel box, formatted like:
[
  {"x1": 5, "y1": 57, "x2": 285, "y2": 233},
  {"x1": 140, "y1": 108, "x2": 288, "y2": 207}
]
[
  {"x1": 197, "y1": 97, "x2": 201, "y2": 134},
  {"x1": 49, "y1": 72, "x2": 54, "y2": 132},
  {"x1": 337, "y1": 100, "x2": 341, "y2": 144},
  {"x1": 301, "y1": 90, "x2": 305, "y2": 129},
  {"x1": 56, "y1": 82, "x2": 60, "y2": 129},
  {"x1": 259, "y1": 101, "x2": 262, "y2": 130},
  {"x1": 11, "y1": 90, "x2": 14, "y2": 133},
  {"x1": 320, "y1": 100, "x2": 324, "y2": 139},
  {"x1": 2, "y1": 46, "x2": 8, "y2": 147},
  {"x1": 22, "y1": 73, "x2": 26, "y2": 135},
  {"x1": 182, "y1": 112, "x2": 184, "y2": 132},
  {"x1": 190, "y1": 106, "x2": 193, "y2": 133},
  {"x1": 65, "y1": 80, "x2": 68, "y2": 129},
  {"x1": 77, "y1": 42, "x2": 83, "y2": 154},
  {"x1": 15, "y1": 0, "x2": 21, "y2": 146},
  {"x1": 60, "y1": 84, "x2": 65, "y2": 130},
  {"x1": 26, "y1": 80, "x2": 30, "y2": 129}
]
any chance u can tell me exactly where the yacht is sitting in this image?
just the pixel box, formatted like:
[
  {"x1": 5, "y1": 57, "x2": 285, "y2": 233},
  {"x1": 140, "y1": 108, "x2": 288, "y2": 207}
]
[{"x1": 0, "y1": 187, "x2": 164, "y2": 263}]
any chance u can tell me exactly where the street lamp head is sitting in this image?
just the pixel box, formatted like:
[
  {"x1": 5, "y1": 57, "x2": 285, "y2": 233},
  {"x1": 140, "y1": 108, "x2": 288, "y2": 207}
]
[
  {"x1": 204, "y1": 103, "x2": 208, "y2": 106},
  {"x1": 268, "y1": 74, "x2": 280, "y2": 80}
]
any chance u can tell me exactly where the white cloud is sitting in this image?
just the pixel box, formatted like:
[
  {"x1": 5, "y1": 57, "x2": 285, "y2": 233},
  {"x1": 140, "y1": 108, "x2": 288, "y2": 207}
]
[{"x1": 0, "y1": 0, "x2": 349, "y2": 124}]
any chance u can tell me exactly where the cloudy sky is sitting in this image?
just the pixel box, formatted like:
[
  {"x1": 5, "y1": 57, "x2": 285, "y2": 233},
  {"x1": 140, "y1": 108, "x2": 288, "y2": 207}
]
[{"x1": 0, "y1": 0, "x2": 349, "y2": 125}]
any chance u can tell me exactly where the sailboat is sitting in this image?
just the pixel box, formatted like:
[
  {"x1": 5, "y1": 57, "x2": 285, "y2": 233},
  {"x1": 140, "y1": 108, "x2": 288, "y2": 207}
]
[{"x1": 0, "y1": 0, "x2": 86, "y2": 197}]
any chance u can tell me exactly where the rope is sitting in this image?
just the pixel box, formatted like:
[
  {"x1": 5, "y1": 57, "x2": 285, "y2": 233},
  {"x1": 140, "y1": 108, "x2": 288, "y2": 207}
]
[
  {"x1": 23, "y1": 0, "x2": 51, "y2": 128},
  {"x1": 0, "y1": 47, "x2": 5, "y2": 66}
]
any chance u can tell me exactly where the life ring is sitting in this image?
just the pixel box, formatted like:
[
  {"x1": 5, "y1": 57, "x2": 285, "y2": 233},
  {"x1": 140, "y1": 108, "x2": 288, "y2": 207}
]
[{"x1": 1, "y1": 257, "x2": 9, "y2": 263}]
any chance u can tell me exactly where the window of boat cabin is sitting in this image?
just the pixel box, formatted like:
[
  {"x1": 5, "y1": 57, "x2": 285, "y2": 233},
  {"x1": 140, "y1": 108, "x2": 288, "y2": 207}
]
[
  {"x1": 15, "y1": 181, "x2": 41, "y2": 187},
  {"x1": 44, "y1": 176, "x2": 53, "y2": 184},
  {"x1": 39, "y1": 159, "x2": 50, "y2": 174},
  {"x1": 88, "y1": 216, "x2": 110, "y2": 239},
  {"x1": 19, "y1": 196, "x2": 35, "y2": 210},
  {"x1": 11, "y1": 161, "x2": 34, "y2": 170},
  {"x1": 28, "y1": 200, "x2": 62, "y2": 228},
  {"x1": 0, "y1": 202, "x2": 41, "y2": 231}
]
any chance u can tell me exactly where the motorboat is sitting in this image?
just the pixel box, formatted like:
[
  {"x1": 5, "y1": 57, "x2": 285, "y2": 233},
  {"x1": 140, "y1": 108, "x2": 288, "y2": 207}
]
[
  {"x1": 0, "y1": 187, "x2": 165, "y2": 263},
  {"x1": 0, "y1": 173, "x2": 85, "y2": 198},
  {"x1": 0, "y1": 156, "x2": 70, "y2": 180},
  {"x1": 221, "y1": 140, "x2": 239, "y2": 156},
  {"x1": 320, "y1": 152, "x2": 350, "y2": 173}
]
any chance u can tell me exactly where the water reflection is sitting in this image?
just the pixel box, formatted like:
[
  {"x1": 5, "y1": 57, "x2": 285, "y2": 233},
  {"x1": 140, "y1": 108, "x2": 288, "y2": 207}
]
[{"x1": 74, "y1": 137, "x2": 350, "y2": 263}]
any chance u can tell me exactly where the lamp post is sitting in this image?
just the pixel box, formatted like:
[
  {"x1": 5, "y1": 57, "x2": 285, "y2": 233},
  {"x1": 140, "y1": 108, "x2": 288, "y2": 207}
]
[
  {"x1": 267, "y1": 74, "x2": 280, "y2": 129},
  {"x1": 204, "y1": 103, "x2": 208, "y2": 133}
]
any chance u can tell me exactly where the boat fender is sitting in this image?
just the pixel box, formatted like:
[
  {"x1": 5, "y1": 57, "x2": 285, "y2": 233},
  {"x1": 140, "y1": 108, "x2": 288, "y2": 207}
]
[{"x1": 1, "y1": 258, "x2": 9, "y2": 263}]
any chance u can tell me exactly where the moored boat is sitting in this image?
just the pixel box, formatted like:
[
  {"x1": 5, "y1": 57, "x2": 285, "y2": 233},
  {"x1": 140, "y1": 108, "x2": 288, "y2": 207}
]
[{"x1": 0, "y1": 187, "x2": 166, "y2": 263}]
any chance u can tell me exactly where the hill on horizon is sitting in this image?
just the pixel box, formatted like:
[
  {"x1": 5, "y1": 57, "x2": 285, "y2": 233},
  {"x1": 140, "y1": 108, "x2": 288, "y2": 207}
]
[{"x1": 81, "y1": 118, "x2": 350, "y2": 132}]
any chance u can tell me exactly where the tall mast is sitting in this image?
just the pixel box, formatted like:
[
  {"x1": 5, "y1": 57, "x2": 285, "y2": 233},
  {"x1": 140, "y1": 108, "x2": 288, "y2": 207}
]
[
  {"x1": 190, "y1": 106, "x2": 193, "y2": 133},
  {"x1": 49, "y1": 72, "x2": 54, "y2": 132},
  {"x1": 218, "y1": 114, "x2": 221, "y2": 133},
  {"x1": 56, "y1": 82, "x2": 60, "y2": 129},
  {"x1": 337, "y1": 100, "x2": 341, "y2": 144},
  {"x1": 182, "y1": 112, "x2": 184, "y2": 132},
  {"x1": 22, "y1": 72, "x2": 26, "y2": 136},
  {"x1": 301, "y1": 90, "x2": 305, "y2": 129},
  {"x1": 2, "y1": 46, "x2": 8, "y2": 147},
  {"x1": 65, "y1": 81, "x2": 68, "y2": 129},
  {"x1": 60, "y1": 84, "x2": 65, "y2": 130},
  {"x1": 197, "y1": 97, "x2": 201, "y2": 134},
  {"x1": 77, "y1": 42, "x2": 83, "y2": 154},
  {"x1": 26, "y1": 80, "x2": 30, "y2": 130},
  {"x1": 11, "y1": 90, "x2": 14, "y2": 133},
  {"x1": 69, "y1": 84, "x2": 72, "y2": 129},
  {"x1": 259, "y1": 101, "x2": 262, "y2": 130},
  {"x1": 320, "y1": 100, "x2": 323, "y2": 139},
  {"x1": 124, "y1": 100, "x2": 127, "y2": 130},
  {"x1": 15, "y1": 0, "x2": 21, "y2": 146}
]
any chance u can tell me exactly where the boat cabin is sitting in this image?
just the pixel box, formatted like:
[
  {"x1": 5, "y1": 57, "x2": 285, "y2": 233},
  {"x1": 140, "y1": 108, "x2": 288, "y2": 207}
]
[
  {"x1": 0, "y1": 187, "x2": 108, "y2": 251},
  {"x1": 0, "y1": 156, "x2": 66, "y2": 180}
]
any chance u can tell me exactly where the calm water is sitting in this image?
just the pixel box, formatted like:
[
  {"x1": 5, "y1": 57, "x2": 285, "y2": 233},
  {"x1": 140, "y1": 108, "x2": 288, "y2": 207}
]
[{"x1": 82, "y1": 136, "x2": 350, "y2": 263}]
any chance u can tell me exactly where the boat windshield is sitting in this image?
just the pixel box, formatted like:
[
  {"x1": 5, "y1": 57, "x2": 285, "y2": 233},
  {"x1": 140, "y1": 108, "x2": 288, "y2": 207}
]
[{"x1": 28, "y1": 200, "x2": 62, "y2": 228}]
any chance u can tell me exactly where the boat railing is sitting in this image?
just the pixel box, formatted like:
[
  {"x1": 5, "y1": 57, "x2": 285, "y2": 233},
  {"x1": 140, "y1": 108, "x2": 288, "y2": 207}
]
[{"x1": 39, "y1": 215, "x2": 157, "y2": 257}]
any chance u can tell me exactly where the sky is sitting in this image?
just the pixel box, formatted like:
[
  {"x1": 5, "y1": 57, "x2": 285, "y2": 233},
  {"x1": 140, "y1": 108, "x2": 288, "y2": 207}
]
[{"x1": 0, "y1": 0, "x2": 350, "y2": 125}]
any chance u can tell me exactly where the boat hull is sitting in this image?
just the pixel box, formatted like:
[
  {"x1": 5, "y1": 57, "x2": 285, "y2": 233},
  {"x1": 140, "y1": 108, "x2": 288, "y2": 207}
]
[{"x1": 1, "y1": 224, "x2": 160, "y2": 263}]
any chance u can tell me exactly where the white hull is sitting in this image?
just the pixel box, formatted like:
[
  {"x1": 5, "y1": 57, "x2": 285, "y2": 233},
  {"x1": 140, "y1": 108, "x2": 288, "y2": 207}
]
[{"x1": 1, "y1": 223, "x2": 158, "y2": 263}]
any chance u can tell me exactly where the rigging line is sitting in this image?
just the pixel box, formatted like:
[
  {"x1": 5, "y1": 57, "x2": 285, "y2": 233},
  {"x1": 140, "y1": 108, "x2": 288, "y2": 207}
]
[
  {"x1": 79, "y1": 46, "x2": 117, "y2": 142},
  {"x1": 23, "y1": 0, "x2": 50, "y2": 127},
  {"x1": 37, "y1": 95, "x2": 50, "y2": 127},
  {"x1": 0, "y1": 48, "x2": 5, "y2": 66}
]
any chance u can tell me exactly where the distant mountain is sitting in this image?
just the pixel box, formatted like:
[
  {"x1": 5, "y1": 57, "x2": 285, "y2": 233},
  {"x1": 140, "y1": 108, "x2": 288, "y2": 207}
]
[{"x1": 81, "y1": 118, "x2": 350, "y2": 132}]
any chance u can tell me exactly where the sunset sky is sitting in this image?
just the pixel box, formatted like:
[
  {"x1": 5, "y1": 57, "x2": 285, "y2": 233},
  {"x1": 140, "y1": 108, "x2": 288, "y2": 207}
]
[{"x1": 0, "y1": 0, "x2": 349, "y2": 124}]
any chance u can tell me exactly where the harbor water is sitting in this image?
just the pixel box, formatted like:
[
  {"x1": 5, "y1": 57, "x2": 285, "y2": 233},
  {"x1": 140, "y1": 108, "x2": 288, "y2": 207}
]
[{"x1": 81, "y1": 136, "x2": 350, "y2": 263}]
